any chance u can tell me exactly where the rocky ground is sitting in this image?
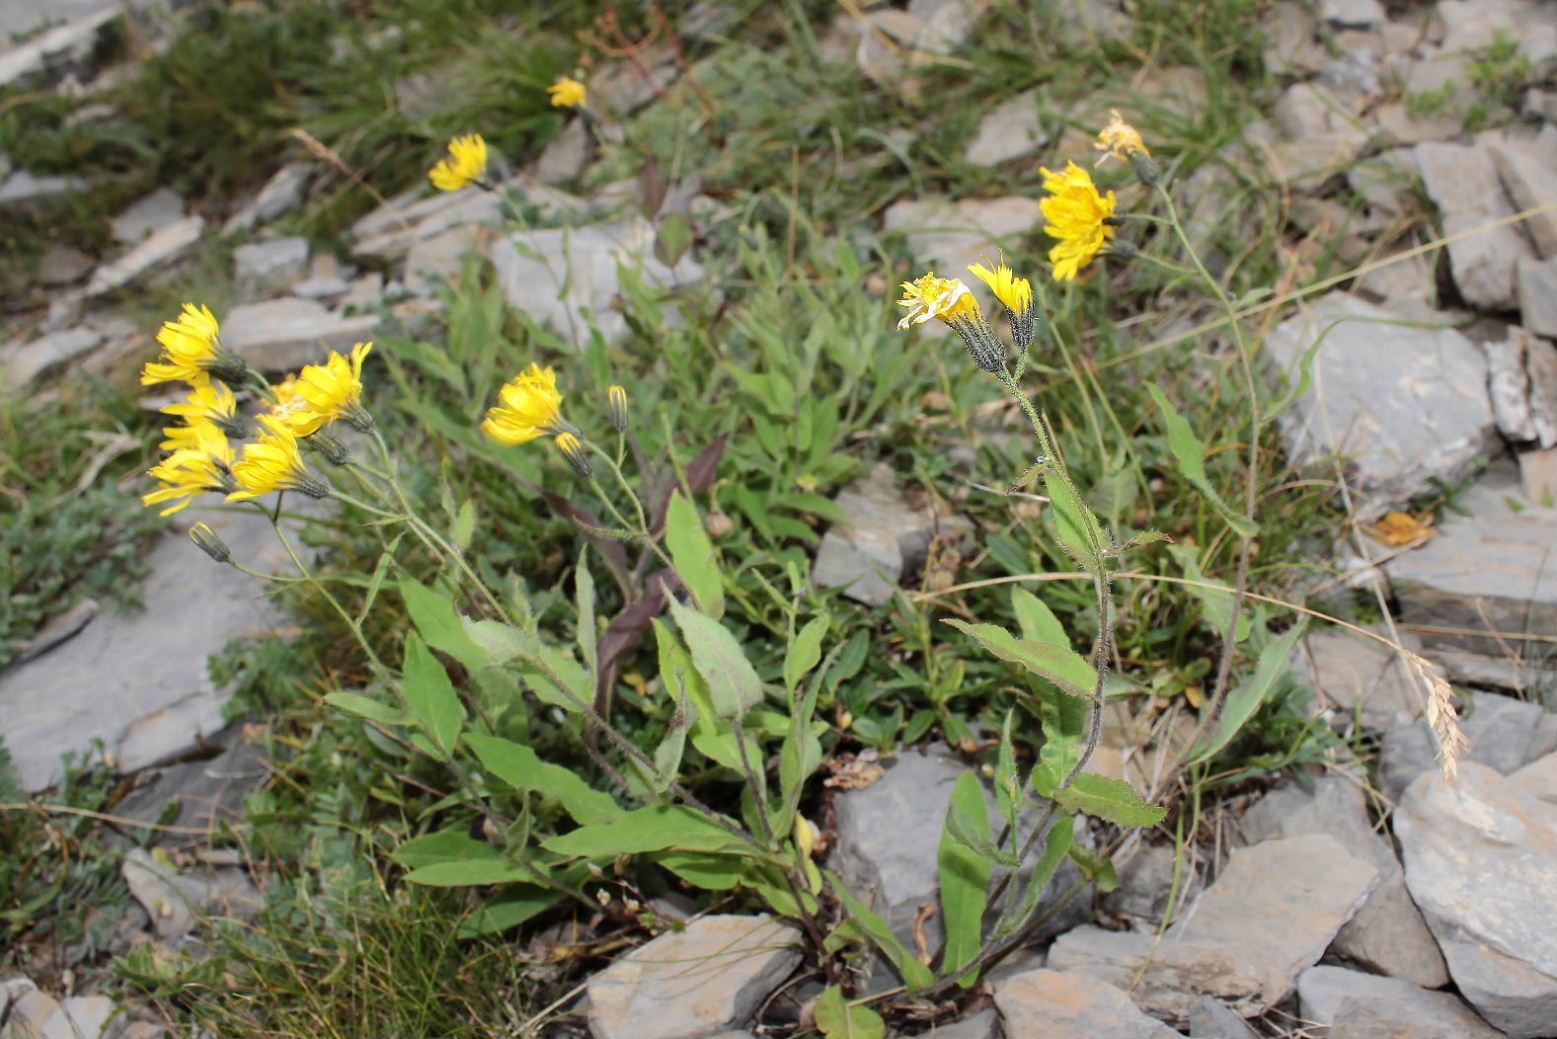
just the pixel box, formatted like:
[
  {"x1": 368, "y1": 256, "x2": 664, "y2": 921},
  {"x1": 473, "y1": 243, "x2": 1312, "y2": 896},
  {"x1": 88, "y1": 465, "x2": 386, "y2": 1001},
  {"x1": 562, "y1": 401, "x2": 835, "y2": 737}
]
[{"x1": 2, "y1": 0, "x2": 1557, "y2": 1037}]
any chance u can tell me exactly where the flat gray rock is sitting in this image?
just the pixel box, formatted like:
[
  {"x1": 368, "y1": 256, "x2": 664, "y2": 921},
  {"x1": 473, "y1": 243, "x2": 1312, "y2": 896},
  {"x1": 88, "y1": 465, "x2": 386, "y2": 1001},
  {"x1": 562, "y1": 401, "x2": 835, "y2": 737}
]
[
  {"x1": 122, "y1": 847, "x2": 262, "y2": 941},
  {"x1": 1483, "y1": 327, "x2": 1557, "y2": 448},
  {"x1": 0, "y1": 4, "x2": 116, "y2": 88},
  {"x1": 40, "y1": 995, "x2": 117, "y2": 1039},
  {"x1": 1296, "y1": 628, "x2": 1423, "y2": 732},
  {"x1": 0, "y1": 503, "x2": 297, "y2": 792},
  {"x1": 1047, "y1": 926, "x2": 1265, "y2": 1023},
  {"x1": 3, "y1": 325, "x2": 102, "y2": 389},
  {"x1": 1185, "y1": 997, "x2": 1256, "y2": 1039},
  {"x1": 112, "y1": 730, "x2": 269, "y2": 849},
  {"x1": 84, "y1": 215, "x2": 205, "y2": 298},
  {"x1": 585, "y1": 915, "x2": 800, "y2": 1039},
  {"x1": 233, "y1": 236, "x2": 310, "y2": 298},
  {"x1": 222, "y1": 296, "x2": 378, "y2": 372},
  {"x1": 350, "y1": 177, "x2": 586, "y2": 261},
  {"x1": 110, "y1": 187, "x2": 185, "y2": 244},
  {"x1": 1518, "y1": 256, "x2": 1557, "y2": 340},
  {"x1": 965, "y1": 90, "x2": 1048, "y2": 167},
  {"x1": 1487, "y1": 127, "x2": 1557, "y2": 259},
  {"x1": 917, "y1": 1006, "x2": 1001, "y2": 1039},
  {"x1": 882, "y1": 195, "x2": 1044, "y2": 269},
  {"x1": 994, "y1": 969, "x2": 1182, "y2": 1039},
  {"x1": 223, "y1": 162, "x2": 313, "y2": 235},
  {"x1": 1380, "y1": 689, "x2": 1557, "y2": 803},
  {"x1": 1264, "y1": 293, "x2": 1496, "y2": 514},
  {"x1": 1416, "y1": 141, "x2": 1533, "y2": 310},
  {"x1": 1297, "y1": 965, "x2": 1504, "y2": 1036},
  {"x1": 1396, "y1": 758, "x2": 1557, "y2": 1038}
]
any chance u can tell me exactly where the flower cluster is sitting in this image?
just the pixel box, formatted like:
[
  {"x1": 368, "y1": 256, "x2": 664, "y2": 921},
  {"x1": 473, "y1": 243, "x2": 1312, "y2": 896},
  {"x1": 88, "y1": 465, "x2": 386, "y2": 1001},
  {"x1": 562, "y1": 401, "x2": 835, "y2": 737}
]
[{"x1": 480, "y1": 364, "x2": 633, "y2": 480}]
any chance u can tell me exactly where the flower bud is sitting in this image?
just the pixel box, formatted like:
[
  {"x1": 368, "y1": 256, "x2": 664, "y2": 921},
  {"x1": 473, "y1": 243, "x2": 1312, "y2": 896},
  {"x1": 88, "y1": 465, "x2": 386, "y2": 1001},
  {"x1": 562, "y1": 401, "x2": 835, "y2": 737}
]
[
  {"x1": 606, "y1": 385, "x2": 630, "y2": 433},
  {"x1": 189, "y1": 522, "x2": 232, "y2": 564},
  {"x1": 555, "y1": 432, "x2": 593, "y2": 479},
  {"x1": 307, "y1": 429, "x2": 350, "y2": 466}
]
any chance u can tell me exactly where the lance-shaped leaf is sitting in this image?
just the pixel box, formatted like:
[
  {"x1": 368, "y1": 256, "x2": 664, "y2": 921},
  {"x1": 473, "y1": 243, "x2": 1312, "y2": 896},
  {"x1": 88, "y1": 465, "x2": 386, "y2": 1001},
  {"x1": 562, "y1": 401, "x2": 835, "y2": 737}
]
[
  {"x1": 401, "y1": 632, "x2": 465, "y2": 759},
  {"x1": 1146, "y1": 382, "x2": 1257, "y2": 539},
  {"x1": 671, "y1": 600, "x2": 763, "y2": 718},
  {"x1": 939, "y1": 772, "x2": 993, "y2": 978},
  {"x1": 944, "y1": 620, "x2": 1096, "y2": 700},
  {"x1": 1053, "y1": 773, "x2": 1167, "y2": 827},
  {"x1": 1189, "y1": 620, "x2": 1306, "y2": 765},
  {"x1": 665, "y1": 491, "x2": 725, "y2": 618}
]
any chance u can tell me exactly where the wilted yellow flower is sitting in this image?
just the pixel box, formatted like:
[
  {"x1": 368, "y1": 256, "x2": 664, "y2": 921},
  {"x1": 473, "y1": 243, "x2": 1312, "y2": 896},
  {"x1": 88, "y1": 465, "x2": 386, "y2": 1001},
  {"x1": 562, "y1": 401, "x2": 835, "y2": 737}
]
[
  {"x1": 481, "y1": 363, "x2": 567, "y2": 445},
  {"x1": 266, "y1": 342, "x2": 374, "y2": 437},
  {"x1": 555, "y1": 432, "x2": 593, "y2": 479},
  {"x1": 229, "y1": 425, "x2": 328, "y2": 501},
  {"x1": 1094, "y1": 109, "x2": 1149, "y2": 164},
  {"x1": 606, "y1": 384, "x2": 629, "y2": 433},
  {"x1": 429, "y1": 134, "x2": 489, "y2": 192},
  {"x1": 141, "y1": 303, "x2": 247, "y2": 388},
  {"x1": 967, "y1": 260, "x2": 1032, "y2": 317},
  {"x1": 1040, "y1": 161, "x2": 1117, "y2": 281},
  {"x1": 546, "y1": 76, "x2": 587, "y2": 109},
  {"x1": 896, "y1": 273, "x2": 982, "y2": 330},
  {"x1": 142, "y1": 428, "x2": 237, "y2": 516}
]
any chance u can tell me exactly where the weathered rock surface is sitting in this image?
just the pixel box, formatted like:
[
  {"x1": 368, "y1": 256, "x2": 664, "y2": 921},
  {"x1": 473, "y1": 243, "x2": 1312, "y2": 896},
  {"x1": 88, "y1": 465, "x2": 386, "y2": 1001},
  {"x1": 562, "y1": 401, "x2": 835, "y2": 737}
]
[
  {"x1": 1386, "y1": 463, "x2": 1557, "y2": 662},
  {"x1": 0, "y1": 168, "x2": 87, "y2": 206},
  {"x1": 222, "y1": 296, "x2": 379, "y2": 372},
  {"x1": 110, "y1": 188, "x2": 185, "y2": 244},
  {"x1": 1488, "y1": 128, "x2": 1557, "y2": 261},
  {"x1": 1296, "y1": 628, "x2": 1423, "y2": 731},
  {"x1": 84, "y1": 215, "x2": 205, "y2": 297},
  {"x1": 1484, "y1": 327, "x2": 1557, "y2": 448},
  {"x1": 811, "y1": 463, "x2": 972, "y2": 606},
  {"x1": 535, "y1": 119, "x2": 589, "y2": 185},
  {"x1": 40, "y1": 995, "x2": 118, "y2": 1039},
  {"x1": 917, "y1": 1006, "x2": 1001, "y2": 1039},
  {"x1": 993, "y1": 969, "x2": 1183, "y2": 1039},
  {"x1": 0, "y1": 503, "x2": 297, "y2": 791},
  {"x1": 3, "y1": 325, "x2": 102, "y2": 389},
  {"x1": 1395, "y1": 757, "x2": 1557, "y2": 1037},
  {"x1": 965, "y1": 90, "x2": 1048, "y2": 167},
  {"x1": 585, "y1": 915, "x2": 800, "y2": 1039},
  {"x1": 1416, "y1": 141, "x2": 1533, "y2": 310},
  {"x1": 1184, "y1": 996, "x2": 1256, "y2": 1039},
  {"x1": 882, "y1": 195, "x2": 1044, "y2": 269},
  {"x1": 1518, "y1": 256, "x2": 1557, "y2": 339},
  {"x1": 223, "y1": 162, "x2": 313, "y2": 235},
  {"x1": 1049, "y1": 834, "x2": 1380, "y2": 1019},
  {"x1": 112, "y1": 730, "x2": 269, "y2": 850},
  {"x1": 1102, "y1": 843, "x2": 1181, "y2": 923},
  {"x1": 1380, "y1": 689, "x2": 1557, "y2": 803},
  {"x1": 1237, "y1": 775, "x2": 1447, "y2": 988},
  {"x1": 0, "y1": 5, "x2": 117, "y2": 88},
  {"x1": 1296, "y1": 965, "x2": 1505, "y2": 1036},
  {"x1": 349, "y1": 177, "x2": 585, "y2": 261},
  {"x1": 1263, "y1": 293, "x2": 1497, "y2": 513},
  {"x1": 1269, "y1": 82, "x2": 1369, "y2": 183},
  {"x1": 122, "y1": 847, "x2": 262, "y2": 941},
  {"x1": 233, "y1": 236, "x2": 310, "y2": 298}
]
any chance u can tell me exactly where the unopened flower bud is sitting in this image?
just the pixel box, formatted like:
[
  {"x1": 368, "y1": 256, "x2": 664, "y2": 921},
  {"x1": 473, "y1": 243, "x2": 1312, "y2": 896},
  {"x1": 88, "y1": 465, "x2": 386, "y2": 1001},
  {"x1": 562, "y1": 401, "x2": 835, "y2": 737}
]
[
  {"x1": 555, "y1": 432, "x2": 593, "y2": 479},
  {"x1": 1129, "y1": 150, "x2": 1161, "y2": 187},
  {"x1": 796, "y1": 816, "x2": 820, "y2": 859},
  {"x1": 606, "y1": 385, "x2": 630, "y2": 433},
  {"x1": 308, "y1": 429, "x2": 350, "y2": 466},
  {"x1": 189, "y1": 522, "x2": 232, "y2": 564}
]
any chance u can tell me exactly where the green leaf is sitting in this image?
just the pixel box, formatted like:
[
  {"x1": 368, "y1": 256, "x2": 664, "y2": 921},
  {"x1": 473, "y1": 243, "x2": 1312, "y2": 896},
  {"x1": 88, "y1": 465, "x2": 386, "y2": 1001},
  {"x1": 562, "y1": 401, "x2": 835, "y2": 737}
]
[
  {"x1": 784, "y1": 616, "x2": 828, "y2": 691},
  {"x1": 390, "y1": 830, "x2": 501, "y2": 870},
  {"x1": 658, "y1": 852, "x2": 746, "y2": 891},
  {"x1": 324, "y1": 691, "x2": 410, "y2": 727},
  {"x1": 1145, "y1": 383, "x2": 1257, "y2": 539},
  {"x1": 815, "y1": 986, "x2": 886, "y2": 1039},
  {"x1": 452, "y1": 500, "x2": 477, "y2": 551},
  {"x1": 1053, "y1": 774, "x2": 1167, "y2": 827},
  {"x1": 543, "y1": 805, "x2": 748, "y2": 857},
  {"x1": 401, "y1": 632, "x2": 466, "y2": 759},
  {"x1": 404, "y1": 859, "x2": 536, "y2": 886},
  {"x1": 666, "y1": 491, "x2": 725, "y2": 618},
  {"x1": 1010, "y1": 587, "x2": 1067, "y2": 645},
  {"x1": 461, "y1": 617, "x2": 533, "y2": 666},
  {"x1": 1068, "y1": 844, "x2": 1120, "y2": 893},
  {"x1": 670, "y1": 600, "x2": 762, "y2": 718},
  {"x1": 944, "y1": 620, "x2": 1095, "y2": 700},
  {"x1": 828, "y1": 872, "x2": 935, "y2": 991},
  {"x1": 1189, "y1": 621, "x2": 1306, "y2": 765},
  {"x1": 654, "y1": 211, "x2": 695, "y2": 267},
  {"x1": 1042, "y1": 470, "x2": 1109, "y2": 575},
  {"x1": 575, "y1": 551, "x2": 597, "y2": 676},
  {"x1": 1167, "y1": 544, "x2": 1251, "y2": 643},
  {"x1": 464, "y1": 732, "x2": 620, "y2": 825},
  {"x1": 399, "y1": 579, "x2": 487, "y2": 673},
  {"x1": 1032, "y1": 690, "x2": 1087, "y2": 798},
  {"x1": 456, "y1": 886, "x2": 563, "y2": 937},
  {"x1": 995, "y1": 814, "x2": 1075, "y2": 939},
  {"x1": 939, "y1": 772, "x2": 993, "y2": 977}
]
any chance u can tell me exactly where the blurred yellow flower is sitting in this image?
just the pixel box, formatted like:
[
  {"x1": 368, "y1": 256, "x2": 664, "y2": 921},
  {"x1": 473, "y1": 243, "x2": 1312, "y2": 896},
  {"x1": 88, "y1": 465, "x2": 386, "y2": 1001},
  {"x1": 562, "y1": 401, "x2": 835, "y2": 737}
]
[
  {"x1": 429, "y1": 134, "x2": 489, "y2": 192},
  {"x1": 967, "y1": 260, "x2": 1032, "y2": 316},
  {"x1": 141, "y1": 303, "x2": 245, "y2": 387},
  {"x1": 482, "y1": 363, "x2": 567, "y2": 445},
  {"x1": 1094, "y1": 109, "x2": 1149, "y2": 164},
  {"x1": 896, "y1": 273, "x2": 982, "y2": 330},
  {"x1": 546, "y1": 76, "x2": 587, "y2": 109},
  {"x1": 158, "y1": 415, "x2": 231, "y2": 455},
  {"x1": 1040, "y1": 161, "x2": 1117, "y2": 281},
  {"x1": 142, "y1": 430, "x2": 237, "y2": 516},
  {"x1": 229, "y1": 425, "x2": 327, "y2": 501},
  {"x1": 267, "y1": 342, "x2": 374, "y2": 437},
  {"x1": 161, "y1": 381, "x2": 246, "y2": 439}
]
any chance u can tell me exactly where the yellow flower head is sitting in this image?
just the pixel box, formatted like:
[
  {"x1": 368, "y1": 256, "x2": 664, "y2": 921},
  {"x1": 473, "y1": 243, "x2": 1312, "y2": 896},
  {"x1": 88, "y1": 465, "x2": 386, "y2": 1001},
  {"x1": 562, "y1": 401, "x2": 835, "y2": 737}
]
[
  {"x1": 967, "y1": 260, "x2": 1033, "y2": 317},
  {"x1": 546, "y1": 76, "x2": 588, "y2": 109},
  {"x1": 481, "y1": 364, "x2": 567, "y2": 445},
  {"x1": 1094, "y1": 109, "x2": 1149, "y2": 164},
  {"x1": 141, "y1": 303, "x2": 245, "y2": 387},
  {"x1": 896, "y1": 273, "x2": 983, "y2": 330},
  {"x1": 1040, "y1": 161, "x2": 1118, "y2": 281},
  {"x1": 229, "y1": 425, "x2": 328, "y2": 501},
  {"x1": 266, "y1": 342, "x2": 374, "y2": 437},
  {"x1": 142, "y1": 431, "x2": 237, "y2": 516},
  {"x1": 158, "y1": 415, "x2": 232, "y2": 455},
  {"x1": 429, "y1": 134, "x2": 489, "y2": 192},
  {"x1": 161, "y1": 381, "x2": 247, "y2": 441}
]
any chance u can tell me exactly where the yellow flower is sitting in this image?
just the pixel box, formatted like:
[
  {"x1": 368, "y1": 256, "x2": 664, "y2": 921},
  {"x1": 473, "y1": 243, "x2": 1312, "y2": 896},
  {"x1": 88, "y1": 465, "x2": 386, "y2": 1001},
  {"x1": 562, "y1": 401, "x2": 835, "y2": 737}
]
[
  {"x1": 161, "y1": 381, "x2": 247, "y2": 441},
  {"x1": 141, "y1": 303, "x2": 246, "y2": 387},
  {"x1": 158, "y1": 416, "x2": 231, "y2": 455},
  {"x1": 266, "y1": 342, "x2": 374, "y2": 437},
  {"x1": 429, "y1": 134, "x2": 489, "y2": 192},
  {"x1": 546, "y1": 76, "x2": 587, "y2": 109},
  {"x1": 967, "y1": 260, "x2": 1032, "y2": 316},
  {"x1": 1040, "y1": 161, "x2": 1117, "y2": 281},
  {"x1": 895, "y1": 273, "x2": 983, "y2": 330},
  {"x1": 1094, "y1": 109, "x2": 1149, "y2": 164},
  {"x1": 481, "y1": 364, "x2": 567, "y2": 445},
  {"x1": 142, "y1": 429, "x2": 237, "y2": 516},
  {"x1": 229, "y1": 425, "x2": 328, "y2": 501}
]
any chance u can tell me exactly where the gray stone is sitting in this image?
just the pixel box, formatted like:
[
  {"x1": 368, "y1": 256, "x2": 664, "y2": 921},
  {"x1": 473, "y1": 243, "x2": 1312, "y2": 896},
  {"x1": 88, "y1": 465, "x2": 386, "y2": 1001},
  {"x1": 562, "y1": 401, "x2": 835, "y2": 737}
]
[
  {"x1": 222, "y1": 162, "x2": 313, "y2": 235},
  {"x1": 1263, "y1": 293, "x2": 1497, "y2": 513},
  {"x1": 8, "y1": 598, "x2": 98, "y2": 666},
  {"x1": 1386, "y1": 464, "x2": 1557, "y2": 663},
  {"x1": 1369, "y1": 101, "x2": 1464, "y2": 148},
  {"x1": 585, "y1": 915, "x2": 801, "y2": 1039},
  {"x1": 233, "y1": 236, "x2": 310, "y2": 298},
  {"x1": 1436, "y1": 0, "x2": 1557, "y2": 64},
  {"x1": 1417, "y1": 142, "x2": 1533, "y2": 310},
  {"x1": 0, "y1": 502, "x2": 299, "y2": 792},
  {"x1": 1262, "y1": 2, "x2": 1326, "y2": 76},
  {"x1": 403, "y1": 225, "x2": 482, "y2": 296},
  {"x1": 1347, "y1": 150, "x2": 1419, "y2": 220},
  {"x1": 1381, "y1": 686, "x2": 1557, "y2": 802},
  {"x1": 1518, "y1": 256, "x2": 1557, "y2": 339},
  {"x1": 35, "y1": 243, "x2": 93, "y2": 287},
  {"x1": 535, "y1": 118, "x2": 589, "y2": 185},
  {"x1": 40, "y1": 996, "x2": 117, "y2": 1039},
  {"x1": 1297, "y1": 965, "x2": 1504, "y2": 1036},
  {"x1": 1185, "y1": 997, "x2": 1256, "y2": 1039},
  {"x1": 1483, "y1": 327, "x2": 1557, "y2": 448},
  {"x1": 110, "y1": 188, "x2": 185, "y2": 244},
  {"x1": 3, "y1": 325, "x2": 101, "y2": 389},
  {"x1": 1396, "y1": 758, "x2": 1557, "y2": 1037},
  {"x1": 291, "y1": 254, "x2": 351, "y2": 302},
  {"x1": 1321, "y1": 0, "x2": 1383, "y2": 28},
  {"x1": 1237, "y1": 775, "x2": 1448, "y2": 988},
  {"x1": 84, "y1": 215, "x2": 205, "y2": 298},
  {"x1": 0, "y1": 168, "x2": 86, "y2": 206},
  {"x1": 965, "y1": 90, "x2": 1047, "y2": 167},
  {"x1": 1519, "y1": 446, "x2": 1557, "y2": 506},
  {"x1": 1268, "y1": 82, "x2": 1368, "y2": 183},
  {"x1": 811, "y1": 464, "x2": 972, "y2": 607},
  {"x1": 112, "y1": 731, "x2": 268, "y2": 850},
  {"x1": 994, "y1": 970, "x2": 1183, "y2": 1039},
  {"x1": 1102, "y1": 844, "x2": 1180, "y2": 923},
  {"x1": 488, "y1": 217, "x2": 705, "y2": 349},
  {"x1": 0, "y1": 5, "x2": 116, "y2": 88},
  {"x1": 1297, "y1": 628, "x2": 1423, "y2": 732},
  {"x1": 883, "y1": 195, "x2": 1044, "y2": 270},
  {"x1": 917, "y1": 1006, "x2": 1001, "y2": 1039},
  {"x1": 906, "y1": 0, "x2": 991, "y2": 54},
  {"x1": 0, "y1": 977, "x2": 58, "y2": 1039},
  {"x1": 122, "y1": 847, "x2": 262, "y2": 941},
  {"x1": 1488, "y1": 127, "x2": 1557, "y2": 260},
  {"x1": 1526, "y1": 88, "x2": 1557, "y2": 122},
  {"x1": 591, "y1": 41, "x2": 681, "y2": 115},
  {"x1": 222, "y1": 296, "x2": 378, "y2": 372},
  {"x1": 350, "y1": 178, "x2": 588, "y2": 263}
]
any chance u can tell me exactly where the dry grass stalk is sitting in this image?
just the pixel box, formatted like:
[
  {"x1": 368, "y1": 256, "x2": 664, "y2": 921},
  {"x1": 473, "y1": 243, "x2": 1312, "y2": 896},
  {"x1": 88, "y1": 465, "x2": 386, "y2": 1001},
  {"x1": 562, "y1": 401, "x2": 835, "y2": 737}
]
[{"x1": 1406, "y1": 651, "x2": 1469, "y2": 782}]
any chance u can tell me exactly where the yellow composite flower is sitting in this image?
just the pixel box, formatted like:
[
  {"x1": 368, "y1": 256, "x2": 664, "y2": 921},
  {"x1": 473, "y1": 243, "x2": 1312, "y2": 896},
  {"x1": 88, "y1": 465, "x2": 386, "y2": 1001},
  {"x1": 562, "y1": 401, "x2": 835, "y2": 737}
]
[
  {"x1": 1094, "y1": 109, "x2": 1149, "y2": 164},
  {"x1": 266, "y1": 342, "x2": 374, "y2": 437},
  {"x1": 967, "y1": 260, "x2": 1033, "y2": 316},
  {"x1": 161, "y1": 381, "x2": 245, "y2": 439},
  {"x1": 228, "y1": 425, "x2": 326, "y2": 501},
  {"x1": 141, "y1": 428, "x2": 237, "y2": 517},
  {"x1": 1040, "y1": 161, "x2": 1118, "y2": 281},
  {"x1": 429, "y1": 134, "x2": 489, "y2": 192},
  {"x1": 141, "y1": 303, "x2": 241, "y2": 387},
  {"x1": 158, "y1": 415, "x2": 230, "y2": 455},
  {"x1": 895, "y1": 273, "x2": 983, "y2": 330},
  {"x1": 546, "y1": 75, "x2": 588, "y2": 109},
  {"x1": 481, "y1": 363, "x2": 567, "y2": 445}
]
